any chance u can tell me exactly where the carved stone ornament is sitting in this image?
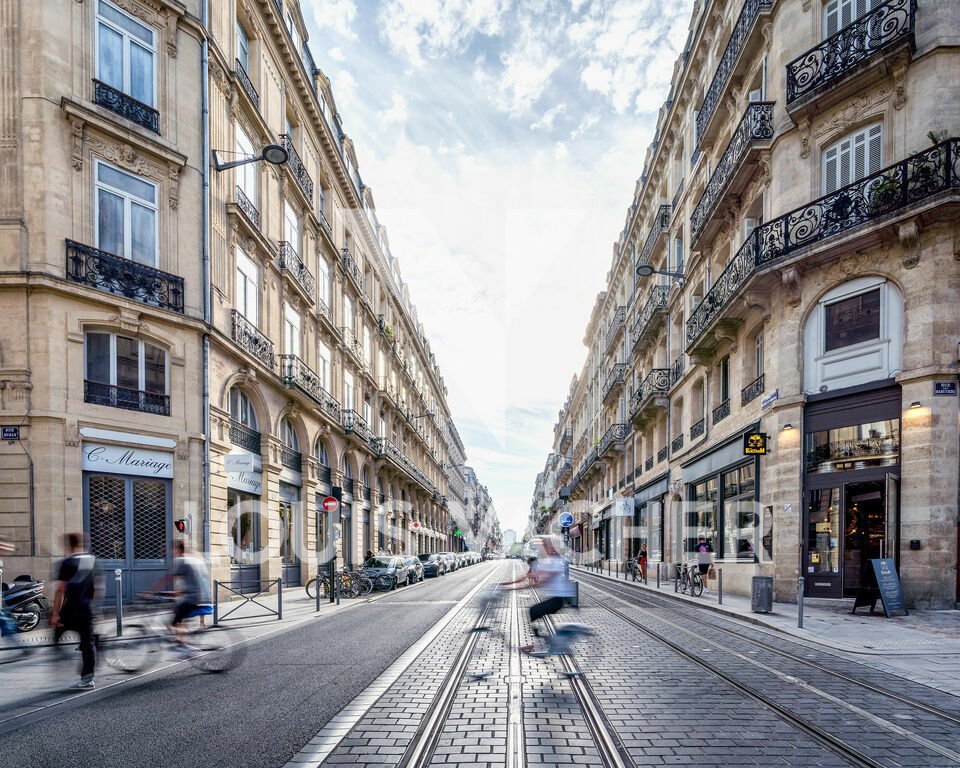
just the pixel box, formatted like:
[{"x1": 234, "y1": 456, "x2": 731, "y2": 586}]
[
  {"x1": 893, "y1": 56, "x2": 909, "y2": 111},
  {"x1": 164, "y1": 11, "x2": 177, "y2": 58},
  {"x1": 168, "y1": 165, "x2": 180, "y2": 210},
  {"x1": 802, "y1": 0, "x2": 812, "y2": 11},
  {"x1": 798, "y1": 117, "x2": 811, "y2": 159},
  {"x1": 898, "y1": 219, "x2": 920, "y2": 269},
  {"x1": 64, "y1": 422, "x2": 80, "y2": 447},
  {"x1": 743, "y1": 289, "x2": 770, "y2": 315},
  {"x1": 668, "y1": 479, "x2": 683, "y2": 496},
  {"x1": 714, "y1": 326, "x2": 739, "y2": 354},
  {"x1": 71, "y1": 119, "x2": 85, "y2": 171},
  {"x1": 813, "y1": 87, "x2": 891, "y2": 144},
  {"x1": 780, "y1": 266, "x2": 803, "y2": 308},
  {"x1": 176, "y1": 439, "x2": 190, "y2": 460},
  {"x1": 85, "y1": 135, "x2": 165, "y2": 183}
]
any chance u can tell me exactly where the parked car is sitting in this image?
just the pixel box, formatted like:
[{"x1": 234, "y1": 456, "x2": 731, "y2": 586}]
[
  {"x1": 439, "y1": 552, "x2": 457, "y2": 572},
  {"x1": 485, "y1": 553, "x2": 498, "y2": 560},
  {"x1": 418, "y1": 553, "x2": 446, "y2": 577},
  {"x1": 361, "y1": 556, "x2": 411, "y2": 589},
  {"x1": 404, "y1": 555, "x2": 424, "y2": 582}
]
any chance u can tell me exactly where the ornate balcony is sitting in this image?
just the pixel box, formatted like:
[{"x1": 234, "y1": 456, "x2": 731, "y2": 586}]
[
  {"x1": 695, "y1": 0, "x2": 773, "y2": 147},
  {"x1": 741, "y1": 374, "x2": 765, "y2": 406},
  {"x1": 657, "y1": 446, "x2": 668, "y2": 464},
  {"x1": 234, "y1": 59, "x2": 259, "y2": 108},
  {"x1": 671, "y1": 434, "x2": 684, "y2": 453},
  {"x1": 280, "y1": 446, "x2": 302, "y2": 472},
  {"x1": 558, "y1": 460, "x2": 573, "y2": 484},
  {"x1": 318, "y1": 210, "x2": 334, "y2": 243},
  {"x1": 645, "y1": 456, "x2": 654, "y2": 472},
  {"x1": 278, "y1": 134, "x2": 314, "y2": 201},
  {"x1": 373, "y1": 437, "x2": 434, "y2": 493},
  {"x1": 629, "y1": 368, "x2": 670, "y2": 425},
  {"x1": 341, "y1": 327, "x2": 363, "y2": 362},
  {"x1": 598, "y1": 423, "x2": 629, "y2": 457},
  {"x1": 343, "y1": 409, "x2": 374, "y2": 444},
  {"x1": 84, "y1": 380, "x2": 170, "y2": 416},
  {"x1": 690, "y1": 418, "x2": 705, "y2": 441},
  {"x1": 341, "y1": 249, "x2": 364, "y2": 291},
  {"x1": 671, "y1": 178, "x2": 685, "y2": 213},
  {"x1": 558, "y1": 427, "x2": 573, "y2": 452},
  {"x1": 786, "y1": 0, "x2": 915, "y2": 113},
  {"x1": 278, "y1": 242, "x2": 315, "y2": 301},
  {"x1": 93, "y1": 79, "x2": 159, "y2": 134},
  {"x1": 235, "y1": 185, "x2": 260, "y2": 230},
  {"x1": 604, "y1": 306, "x2": 626, "y2": 354},
  {"x1": 637, "y1": 205, "x2": 671, "y2": 267},
  {"x1": 229, "y1": 420, "x2": 261, "y2": 453},
  {"x1": 670, "y1": 354, "x2": 685, "y2": 387},
  {"x1": 66, "y1": 240, "x2": 184, "y2": 313},
  {"x1": 690, "y1": 102, "x2": 775, "y2": 246},
  {"x1": 231, "y1": 310, "x2": 274, "y2": 369},
  {"x1": 279, "y1": 354, "x2": 341, "y2": 422},
  {"x1": 712, "y1": 399, "x2": 731, "y2": 425},
  {"x1": 601, "y1": 363, "x2": 628, "y2": 405},
  {"x1": 631, "y1": 285, "x2": 669, "y2": 357}
]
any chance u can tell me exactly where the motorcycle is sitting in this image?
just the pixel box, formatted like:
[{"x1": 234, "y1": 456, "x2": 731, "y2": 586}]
[{"x1": 2, "y1": 575, "x2": 50, "y2": 632}]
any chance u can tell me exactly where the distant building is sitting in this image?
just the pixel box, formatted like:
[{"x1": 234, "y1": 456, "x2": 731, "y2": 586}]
[{"x1": 503, "y1": 529, "x2": 517, "y2": 547}]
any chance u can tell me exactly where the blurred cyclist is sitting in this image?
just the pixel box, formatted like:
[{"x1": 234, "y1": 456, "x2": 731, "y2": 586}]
[
  {"x1": 171, "y1": 540, "x2": 211, "y2": 649},
  {"x1": 504, "y1": 537, "x2": 575, "y2": 653}
]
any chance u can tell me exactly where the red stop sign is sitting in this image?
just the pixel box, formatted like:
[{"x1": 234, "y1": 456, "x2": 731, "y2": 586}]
[{"x1": 321, "y1": 496, "x2": 338, "y2": 512}]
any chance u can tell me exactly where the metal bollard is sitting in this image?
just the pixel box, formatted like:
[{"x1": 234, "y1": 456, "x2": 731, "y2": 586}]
[
  {"x1": 213, "y1": 580, "x2": 219, "y2": 626},
  {"x1": 718, "y1": 568, "x2": 723, "y2": 605},
  {"x1": 656, "y1": 563, "x2": 660, "y2": 589},
  {"x1": 315, "y1": 563, "x2": 321, "y2": 612},
  {"x1": 798, "y1": 576, "x2": 805, "y2": 629},
  {"x1": 277, "y1": 577, "x2": 283, "y2": 620},
  {"x1": 328, "y1": 560, "x2": 336, "y2": 604},
  {"x1": 606, "y1": 559, "x2": 610, "y2": 577},
  {"x1": 114, "y1": 569, "x2": 123, "y2": 637}
]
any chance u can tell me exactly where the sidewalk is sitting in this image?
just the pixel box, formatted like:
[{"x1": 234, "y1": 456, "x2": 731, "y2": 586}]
[{"x1": 573, "y1": 564, "x2": 960, "y2": 696}]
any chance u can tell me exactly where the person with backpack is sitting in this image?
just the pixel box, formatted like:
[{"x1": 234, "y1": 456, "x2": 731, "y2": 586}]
[{"x1": 50, "y1": 532, "x2": 98, "y2": 689}]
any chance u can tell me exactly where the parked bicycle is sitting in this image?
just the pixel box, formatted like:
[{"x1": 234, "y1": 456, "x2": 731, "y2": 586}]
[
  {"x1": 675, "y1": 559, "x2": 703, "y2": 597},
  {"x1": 305, "y1": 570, "x2": 373, "y2": 600},
  {"x1": 624, "y1": 557, "x2": 643, "y2": 581}
]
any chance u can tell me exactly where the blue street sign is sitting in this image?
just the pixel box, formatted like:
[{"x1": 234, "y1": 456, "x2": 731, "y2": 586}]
[{"x1": 558, "y1": 511, "x2": 574, "y2": 527}]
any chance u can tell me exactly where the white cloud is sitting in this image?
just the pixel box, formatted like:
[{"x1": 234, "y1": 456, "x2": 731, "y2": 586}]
[
  {"x1": 378, "y1": 93, "x2": 409, "y2": 126},
  {"x1": 309, "y1": 0, "x2": 358, "y2": 40},
  {"x1": 328, "y1": 47, "x2": 346, "y2": 62},
  {"x1": 531, "y1": 103, "x2": 567, "y2": 132}
]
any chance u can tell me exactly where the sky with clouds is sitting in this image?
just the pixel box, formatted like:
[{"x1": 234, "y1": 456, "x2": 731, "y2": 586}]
[{"x1": 304, "y1": 0, "x2": 696, "y2": 535}]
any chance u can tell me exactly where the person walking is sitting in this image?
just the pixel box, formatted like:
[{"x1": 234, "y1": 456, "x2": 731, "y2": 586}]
[
  {"x1": 503, "y1": 537, "x2": 575, "y2": 653},
  {"x1": 695, "y1": 534, "x2": 713, "y2": 594},
  {"x1": 50, "y1": 533, "x2": 98, "y2": 689}
]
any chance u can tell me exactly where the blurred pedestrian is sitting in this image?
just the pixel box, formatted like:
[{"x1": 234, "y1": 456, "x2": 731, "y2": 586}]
[
  {"x1": 638, "y1": 544, "x2": 648, "y2": 581},
  {"x1": 50, "y1": 533, "x2": 98, "y2": 689},
  {"x1": 695, "y1": 534, "x2": 713, "y2": 594},
  {"x1": 504, "y1": 537, "x2": 575, "y2": 653}
]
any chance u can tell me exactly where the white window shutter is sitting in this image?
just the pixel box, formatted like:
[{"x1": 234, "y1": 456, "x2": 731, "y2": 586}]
[
  {"x1": 867, "y1": 124, "x2": 883, "y2": 175},
  {"x1": 824, "y1": 146, "x2": 839, "y2": 194}
]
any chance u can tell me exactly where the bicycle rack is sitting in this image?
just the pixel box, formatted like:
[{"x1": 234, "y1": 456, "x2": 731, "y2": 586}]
[{"x1": 213, "y1": 578, "x2": 282, "y2": 626}]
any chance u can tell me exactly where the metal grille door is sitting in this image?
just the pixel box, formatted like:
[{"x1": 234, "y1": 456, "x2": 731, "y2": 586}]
[
  {"x1": 88, "y1": 475, "x2": 127, "y2": 560},
  {"x1": 133, "y1": 479, "x2": 167, "y2": 560}
]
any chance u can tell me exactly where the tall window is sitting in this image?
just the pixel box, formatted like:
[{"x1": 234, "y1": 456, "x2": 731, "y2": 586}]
[
  {"x1": 317, "y1": 258, "x2": 331, "y2": 308},
  {"x1": 236, "y1": 21, "x2": 250, "y2": 72},
  {"x1": 85, "y1": 332, "x2": 167, "y2": 414},
  {"x1": 284, "y1": 201, "x2": 300, "y2": 255},
  {"x1": 283, "y1": 303, "x2": 301, "y2": 357},
  {"x1": 344, "y1": 371, "x2": 355, "y2": 412},
  {"x1": 755, "y1": 332, "x2": 764, "y2": 378},
  {"x1": 344, "y1": 295, "x2": 355, "y2": 332},
  {"x1": 235, "y1": 124, "x2": 257, "y2": 205},
  {"x1": 235, "y1": 248, "x2": 259, "y2": 325},
  {"x1": 315, "y1": 440, "x2": 329, "y2": 466},
  {"x1": 363, "y1": 396, "x2": 372, "y2": 426},
  {"x1": 95, "y1": 161, "x2": 157, "y2": 265},
  {"x1": 96, "y1": 0, "x2": 156, "y2": 106},
  {"x1": 318, "y1": 341, "x2": 331, "y2": 390},
  {"x1": 823, "y1": 124, "x2": 883, "y2": 194},
  {"x1": 229, "y1": 387, "x2": 257, "y2": 429},
  {"x1": 363, "y1": 325, "x2": 372, "y2": 365},
  {"x1": 718, "y1": 356, "x2": 730, "y2": 403},
  {"x1": 286, "y1": 11, "x2": 301, "y2": 51},
  {"x1": 280, "y1": 418, "x2": 299, "y2": 453},
  {"x1": 824, "y1": 0, "x2": 879, "y2": 36}
]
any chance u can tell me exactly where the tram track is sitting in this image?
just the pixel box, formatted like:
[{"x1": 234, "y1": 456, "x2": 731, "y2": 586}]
[{"x1": 577, "y1": 573, "x2": 960, "y2": 768}]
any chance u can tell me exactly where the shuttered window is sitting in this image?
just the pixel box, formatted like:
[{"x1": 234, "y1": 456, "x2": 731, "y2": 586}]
[
  {"x1": 824, "y1": 0, "x2": 879, "y2": 37},
  {"x1": 822, "y1": 123, "x2": 883, "y2": 194}
]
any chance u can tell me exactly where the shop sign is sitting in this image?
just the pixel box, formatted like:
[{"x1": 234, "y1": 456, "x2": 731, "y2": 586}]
[
  {"x1": 743, "y1": 432, "x2": 768, "y2": 455},
  {"x1": 934, "y1": 381, "x2": 957, "y2": 397},
  {"x1": 228, "y1": 471, "x2": 262, "y2": 495},
  {"x1": 82, "y1": 442, "x2": 174, "y2": 478},
  {"x1": 613, "y1": 499, "x2": 633, "y2": 517},
  {"x1": 224, "y1": 453, "x2": 255, "y2": 473}
]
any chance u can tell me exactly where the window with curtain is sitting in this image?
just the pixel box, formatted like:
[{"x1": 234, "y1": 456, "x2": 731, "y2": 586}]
[
  {"x1": 96, "y1": 0, "x2": 156, "y2": 106},
  {"x1": 235, "y1": 124, "x2": 257, "y2": 204},
  {"x1": 85, "y1": 331, "x2": 167, "y2": 413},
  {"x1": 284, "y1": 201, "x2": 300, "y2": 255},
  {"x1": 95, "y1": 161, "x2": 157, "y2": 265},
  {"x1": 235, "y1": 248, "x2": 259, "y2": 325},
  {"x1": 283, "y1": 303, "x2": 301, "y2": 357},
  {"x1": 229, "y1": 387, "x2": 258, "y2": 429},
  {"x1": 236, "y1": 20, "x2": 250, "y2": 72}
]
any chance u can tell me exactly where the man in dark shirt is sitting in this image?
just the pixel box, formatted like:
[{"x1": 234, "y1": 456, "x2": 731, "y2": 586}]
[{"x1": 50, "y1": 532, "x2": 98, "y2": 689}]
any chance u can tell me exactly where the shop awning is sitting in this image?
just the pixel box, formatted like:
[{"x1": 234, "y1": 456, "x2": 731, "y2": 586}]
[{"x1": 567, "y1": 524, "x2": 582, "y2": 538}]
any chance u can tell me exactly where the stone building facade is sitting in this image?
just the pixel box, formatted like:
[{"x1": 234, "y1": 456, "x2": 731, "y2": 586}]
[{"x1": 534, "y1": 0, "x2": 960, "y2": 608}]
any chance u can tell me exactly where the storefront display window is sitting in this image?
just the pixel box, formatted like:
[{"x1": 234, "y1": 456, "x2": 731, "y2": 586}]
[
  {"x1": 227, "y1": 489, "x2": 259, "y2": 565},
  {"x1": 806, "y1": 418, "x2": 899, "y2": 474},
  {"x1": 722, "y1": 464, "x2": 756, "y2": 560},
  {"x1": 689, "y1": 477, "x2": 718, "y2": 554}
]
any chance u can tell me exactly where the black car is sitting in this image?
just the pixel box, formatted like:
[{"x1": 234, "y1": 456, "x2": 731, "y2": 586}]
[
  {"x1": 418, "y1": 553, "x2": 446, "y2": 577},
  {"x1": 404, "y1": 555, "x2": 425, "y2": 582}
]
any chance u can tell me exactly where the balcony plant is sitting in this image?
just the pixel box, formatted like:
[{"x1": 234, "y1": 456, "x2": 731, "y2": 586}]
[{"x1": 866, "y1": 173, "x2": 900, "y2": 215}]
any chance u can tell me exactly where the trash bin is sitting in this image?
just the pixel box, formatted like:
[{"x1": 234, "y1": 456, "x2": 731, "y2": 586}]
[
  {"x1": 565, "y1": 580, "x2": 579, "y2": 608},
  {"x1": 751, "y1": 576, "x2": 773, "y2": 613}
]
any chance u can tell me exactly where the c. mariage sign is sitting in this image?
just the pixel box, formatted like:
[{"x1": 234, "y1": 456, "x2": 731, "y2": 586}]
[{"x1": 82, "y1": 443, "x2": 174, "y2": 478}]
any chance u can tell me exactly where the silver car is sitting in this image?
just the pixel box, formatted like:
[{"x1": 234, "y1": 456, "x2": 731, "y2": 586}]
[{"x1": 361, "y1": 555, "x2": 411, "y2": 590}]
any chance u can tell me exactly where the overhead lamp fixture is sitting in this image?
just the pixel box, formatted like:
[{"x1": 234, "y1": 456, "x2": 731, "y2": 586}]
[
  {"x1": 782, "y1": 424, "x2": 793, "y2": 431},
  {"x1": 910, "y1": 401, "x2": 921, "y2": 409},
  {"x1": 212, "y1": 143, "x2": 289, "y2": 172},
  {"x1": 636, "y1": 263, "x2": 685, "y2": 284},
  {"x1": 409, "y1": 411, "x2": 435, "y2": 421}
]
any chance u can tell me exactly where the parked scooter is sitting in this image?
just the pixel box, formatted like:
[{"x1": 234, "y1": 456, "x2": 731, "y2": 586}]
[{"x1": 2, "y1": 576, "x2": 50, "y2": 632}]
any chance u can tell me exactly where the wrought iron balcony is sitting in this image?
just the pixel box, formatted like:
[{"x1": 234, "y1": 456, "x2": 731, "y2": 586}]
[
  {"x1": 278, "y1": 134, "x2": 314, "y2": 201},
  {"x1": 317, "y1": 464, "x2": 331, "y2": 484},
  {"x1": 279, "y1": 354, "x2": 341, "y2": 421},
  {"x1": 645, "y1": 456, "x2": 654, "y2": 472},
  {"x1": 671, "y1": 434, "x2": 684, "y2": 453},
  {"x1": 341, "y1": 248, "x2": 364, "y2": 291},
  {"x1": 657, "y1": 446, "x2": 668, "y2": 464},
  {"x1": 695, "y1": 0, "x2": 773, "y2": 146},
  {"x1": 670, "y1": 354, "x2": 685, "y2": 387},
  {"x1": 318, "y1": 210, "x2": 334, "y2": 242},
  {"x1": 690, "y1": 418, "x2": 705, "y2": 441},
  {"x1": 631, "y1": 285, "x2": 670, "y2": 357},
  {"x1": 637, "y1": 205, "x2": 671, "y2": 267},
  {"x1": 786, "y1": 0, "x2": 914, "y2": 111},
  {"x1": 598, "y1": 423, "x2": 629, "y2": 457},
  {"x1": 558, "y1": 427, "x2": 573, "y2": 451},
  {"x1": 234, "y1": 59, "x2": 259, "y2": 108},
  {"x1": 712, "y1": 399, "x2": 731, "y2": 425},
  {"x1": 690, "y1": 102, "x2": 775, "y2": 246},
  {"x1": 278, "y1": 241, "x2": 315, "y2": 300},
  {"x1": 84, "y1": 380, "x2": 170, "y2": 416},
  {"x1": 604, "y1": 306, "x2": 626, "y2": 354},
  {"x1": 602, "y1": 363, "x2": 628, "y2": 405},
  {"x1": 66, "y1": 240, "x2": 184, "y2": 313},
  {"x1": 343, "y1": 410, "x2": 374, "y2": 443},
  {"x1": 93, "y1": 79, "x2": 159, "y2": 134},
  {"x1": 629, "y1": 368, "x2": 670, "y2": 424},
  {"x1": 235, "y1": 185, "x2": 260, "y2": 229},
  {"x1": 229, "y1": 419, "x2": 261, "y2": 453},
  {"x1": 280, "y1": 446, "x2": 302, "y2": 472},
  {"x1": 341, "y1": 327, "x2": 363, "y2": 361},
  {"x1": 671, "y1": 178, "x2": 685, "y2": 212},
  {"x1": 231, "y1": 310, "x2": 274, "y2": 369},
  {"x1": 741, "y1": 374, "x2": 765, "y2": 406}
]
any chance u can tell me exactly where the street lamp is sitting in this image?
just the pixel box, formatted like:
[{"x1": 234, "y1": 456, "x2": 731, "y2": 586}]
[
  {"x1": 212, "y1": 144, "x2": 289, "y2": 172},
  {"x1": 636, "y1": 263, "x2": 685, "y2": 284}
]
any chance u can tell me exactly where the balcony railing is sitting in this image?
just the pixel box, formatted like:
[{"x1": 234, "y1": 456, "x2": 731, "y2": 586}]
[
  {"x1": 598, "y1": 423, "x2": 629, "y2": 457},
  {"x1": 558, "y1": 427, "x2": 573, "y2": 450},
  {"x1": 319, "y1": 210, "x2": 334, "y2": 242},
  {"x1": 231, "y1": 310, "x2": 274, "y2": 369},
  {"x1": 235, "y1": 185, "x2": 260, "y2": 229},
  {"x1": 632, "y1": 285, "x2": 670, "y2": 355},
  {"x1": 279, "y1": 354, "x2": 341, "y2": 421},
  {"x1": 93, "y1": 79, "x2": 159, "y2": 134},
  {"x1": 691, "y1": 102, "x2": 775, "y2": 245},
  {"x1": 602, "y1": 363, "x2": 628, "y2": 404},
  {"x1": 66, "y1": 240, "x2": 184, "y2": 313},
  {"x1": 341, "y1": 248, "x2": 364, "y2": 290},
  {"x1": 605, "y1": 306, "x2": 626, "y2": 353},
  {"x1": 341, "y1": 327, "x2": 363, "y2": 361},
  {"x1": 690, "y1": 418, "x2": 705, "y2": 441},
  {"x1": 657, "y1": 446, "x2": 668, "y2": 464},
  {"x1": 373, "y1": 437, "x2": 434, "y2": 492},
  {"x1": 670, "y1": 355, "x2": 685, "y2": 387},
  {"x1": 629, "y1": 368, "x2": 670, "y2": 422},
  {"x1": 671, "y1": 434, "x2": 684, "y2": 453},
  {"x1": 84, "y1": 380, "x2": 170, "y2": 416},
  {"x1": 234, "y1": 59, "x2": 259, "y2": 107},
  {"x1": 741, "y1": 374, "x2": 765, "y2": 406},
  {"x1": 343, "y1": 409, "x2": 374, "y2": 443},
  {"x1": 229, "y1": 419, "x2": 261, "y2": 453},
  {"x1": 318, "y1": 464, "x2": 331, "y2": 484},
  {"x1": 645, "y1": 456, "x2": 654, "y2": 471},
  {"x1": 786, "y1": 0, "x2": 915, "y2": 109},
  {"x1": 712, "y1": 399, "x2": 731, "y2": 425},
  {"x1": 278, "y1": 242, "x2": 315, "y2": 299},
  {"x1": 278, "y1": 134, "x2": 314, "y2": 200},
  {"x1": 637, "y1": 205, "x2": 671, "y2": 267},
  {"x1": 687, "y1": 139, "x2": 960, "y2": 351},
  {"x1": 695, "y1": 0, "x2": 773, "y2": 146},
  {"x1": 671, "y1": 178, "x2": 686, "y2": 212},
  {"x1": 280, "y1": 446, "x2": 302, "y2": 472}
]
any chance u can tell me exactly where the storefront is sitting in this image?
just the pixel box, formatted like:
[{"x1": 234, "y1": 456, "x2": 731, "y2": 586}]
[
  {"x1": 279, "y1": 453, "x2": 303, "y2": 586},
  {"x1": 632, "y1": 474, "x2": 668, "y2": 564},
  {"x1": 81, "y1": 436, "x2": 173, "y2": 601},
  {"x1": 226, "y1": 450, "x2": 263, "y2": 593},
  {"x1": 803, "y1": 385, "x2": 900, "y2": 598},
  {"x1": 315, "y1": 468, "x2": 334, "y2": 565}
]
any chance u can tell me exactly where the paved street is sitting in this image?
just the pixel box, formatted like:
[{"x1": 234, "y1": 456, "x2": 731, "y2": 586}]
[{"x1": 4, "y1": 560, "x2": 957, "y2": 767}]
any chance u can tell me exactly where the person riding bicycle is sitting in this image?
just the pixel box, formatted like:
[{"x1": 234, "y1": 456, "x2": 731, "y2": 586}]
[
  {"x1": 503, "y1": 537, "x2": 575, "y2": 654},
  {"x1": 50, "y1": 533, "x2": 98, "y2": 689},
  {"x1": 171, "y1": 540, "x2": 211, "y2": 651}
]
